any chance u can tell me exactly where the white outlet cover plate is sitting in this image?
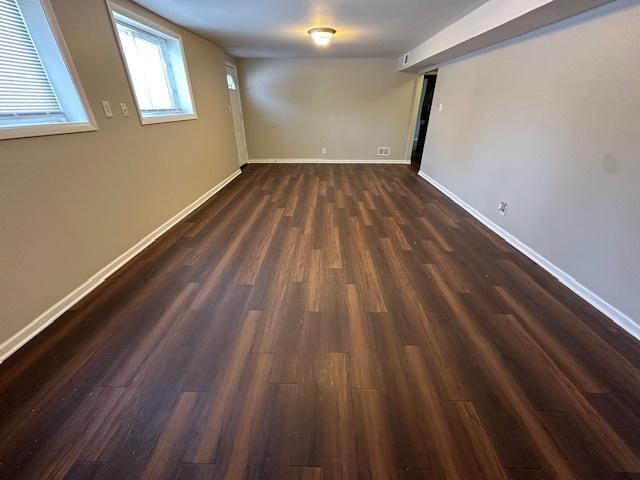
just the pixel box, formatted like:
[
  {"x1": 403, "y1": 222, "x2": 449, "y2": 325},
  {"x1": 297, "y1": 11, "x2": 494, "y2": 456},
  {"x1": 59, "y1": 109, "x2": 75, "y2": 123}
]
[{"x1": 101, "y1": 100, "x2": 113, "y2": 118}]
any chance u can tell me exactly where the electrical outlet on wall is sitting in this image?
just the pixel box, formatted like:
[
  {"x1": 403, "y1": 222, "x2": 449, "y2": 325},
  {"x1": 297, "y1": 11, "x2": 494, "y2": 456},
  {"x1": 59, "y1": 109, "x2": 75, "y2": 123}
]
[
  {"x1": 119, "y1": 102, "x2": 130, "y2": 117},
  {"x1": 377, "y1": 147, "x2": 391, "y2": 156},
  {"x1": 322, "y1": 147, "x2": 327, "y2": 155},
  {"x1": 498, "y1": 201, "x2": 508, "y2": 216}
]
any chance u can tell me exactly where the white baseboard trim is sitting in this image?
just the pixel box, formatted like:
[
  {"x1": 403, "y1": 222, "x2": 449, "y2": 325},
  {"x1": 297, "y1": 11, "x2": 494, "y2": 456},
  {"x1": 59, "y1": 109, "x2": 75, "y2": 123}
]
[
  {"x1": 249, "y1": 158, "x2": 411, "y2": 165},
  {"x1": 417, "y1": 170, "x2": 640, "y2": 341},
  {"x1": 0, "y1": 168, "x2": 242, "y2": 363}
]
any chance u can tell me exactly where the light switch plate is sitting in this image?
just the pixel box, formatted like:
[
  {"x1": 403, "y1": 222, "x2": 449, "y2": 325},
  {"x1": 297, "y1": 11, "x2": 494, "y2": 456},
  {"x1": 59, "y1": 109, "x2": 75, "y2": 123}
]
[{"x1": 101, "y1": 100, "x2": 113, "y2": 118}]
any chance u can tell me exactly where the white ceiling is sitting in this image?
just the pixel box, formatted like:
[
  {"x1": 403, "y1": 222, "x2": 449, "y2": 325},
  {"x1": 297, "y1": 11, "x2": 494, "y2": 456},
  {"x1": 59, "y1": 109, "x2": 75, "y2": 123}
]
[{"x1": 131, "y1": 0, "x2": 489, "y2": 58}]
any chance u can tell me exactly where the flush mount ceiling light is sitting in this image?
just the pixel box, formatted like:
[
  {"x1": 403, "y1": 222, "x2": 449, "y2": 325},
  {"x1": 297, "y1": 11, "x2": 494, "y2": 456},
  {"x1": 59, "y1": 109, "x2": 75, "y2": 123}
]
[{"x1": 307, "y1": 27, "x2": 336, "y2": 46}]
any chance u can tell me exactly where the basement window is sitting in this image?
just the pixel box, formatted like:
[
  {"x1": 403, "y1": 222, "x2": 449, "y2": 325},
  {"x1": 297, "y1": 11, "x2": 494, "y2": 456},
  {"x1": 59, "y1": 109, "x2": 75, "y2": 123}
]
[
  {"x1": 0, "y1": 0, "x2": 96, "y2": 140},
  {"x1": 226, "y1": 73, "x2": 237, "y2": 90},
  {"x1": 108, "y1": 2, "x2": 197, "y2": 125}
]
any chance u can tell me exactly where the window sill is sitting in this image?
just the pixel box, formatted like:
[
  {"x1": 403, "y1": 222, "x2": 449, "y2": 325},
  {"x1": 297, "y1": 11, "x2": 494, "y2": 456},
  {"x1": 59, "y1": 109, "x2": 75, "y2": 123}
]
[
  {"x1": 140, "y1": 113, "x2": 198, "y2": 125},
  {"x1": 0, "y1": 122, "x2": 98, "y2": 141}
]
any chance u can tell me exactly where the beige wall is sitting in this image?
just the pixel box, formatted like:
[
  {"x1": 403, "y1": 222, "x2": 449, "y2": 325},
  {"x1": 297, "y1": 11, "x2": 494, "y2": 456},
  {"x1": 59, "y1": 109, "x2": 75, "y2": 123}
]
[
  {"x1": 421, "y1": 1, "x2": 640, "y2": 325},
  {"x1": 238, "y1": 58, "x2": 417, "y2": 161},
  {"x1": 0, "y1": 0, "x2": 239, "y2": 348}
]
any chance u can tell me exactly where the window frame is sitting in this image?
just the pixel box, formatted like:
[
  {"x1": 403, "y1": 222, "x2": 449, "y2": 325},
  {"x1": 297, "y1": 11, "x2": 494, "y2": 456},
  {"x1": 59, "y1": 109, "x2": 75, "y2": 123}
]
[
  {"x1": 106, "y1": 1, "x2": 198, "y2": 126},
  {"x1": 0, "y1": 0, "x2": 97, "y2": 141}
]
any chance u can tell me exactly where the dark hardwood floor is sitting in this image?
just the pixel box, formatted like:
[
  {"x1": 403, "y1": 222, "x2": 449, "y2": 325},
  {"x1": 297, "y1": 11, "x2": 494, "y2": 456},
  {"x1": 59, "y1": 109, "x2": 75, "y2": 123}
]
[{"x1": 1, "y1": 164, "x2": 639, "y2": 480}]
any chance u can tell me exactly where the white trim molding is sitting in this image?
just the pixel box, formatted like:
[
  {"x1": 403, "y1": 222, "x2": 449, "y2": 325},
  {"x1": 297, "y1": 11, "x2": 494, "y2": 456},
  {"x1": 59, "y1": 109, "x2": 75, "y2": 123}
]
[
  {"x1": 0, "y1": 169, "x2": 242, "y2": 363},
  {"x1": 249, "y1": 158, "x2": 411, "y2": 165},
  {"x1": 417, "y1": 170, "x2": 640, "y2": 341}
]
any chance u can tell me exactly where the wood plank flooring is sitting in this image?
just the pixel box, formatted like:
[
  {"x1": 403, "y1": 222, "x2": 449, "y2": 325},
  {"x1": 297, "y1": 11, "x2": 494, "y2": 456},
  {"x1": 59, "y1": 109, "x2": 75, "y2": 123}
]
[{"x1": 1, "y1": 164, "x2": 639, "y2": 480}]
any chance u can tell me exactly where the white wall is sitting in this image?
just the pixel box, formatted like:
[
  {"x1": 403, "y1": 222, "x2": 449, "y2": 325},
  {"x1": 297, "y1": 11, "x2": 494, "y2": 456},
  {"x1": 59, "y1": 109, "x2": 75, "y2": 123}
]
[
  {"x1": 420, "y1": 0, "x2": 640, "y2": 328},
  {"x1": 238, "y1": 58, "x2": 417, "y2": 161},
  {"x1": 399, "y1": 0, "x2": 613, "y2": 72}
]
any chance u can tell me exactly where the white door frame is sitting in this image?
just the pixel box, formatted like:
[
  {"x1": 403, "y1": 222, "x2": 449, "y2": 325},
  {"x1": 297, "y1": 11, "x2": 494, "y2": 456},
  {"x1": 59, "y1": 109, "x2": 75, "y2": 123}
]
[
  {"x1": 225, "y1": 62, "x2": 249, "y2": 166},
  {"x1": 403, "y1": 74, "x2": 425, "y2": 162},
  {"x1": 403, "y1": 70, "x2": 438, "y2": 163}
]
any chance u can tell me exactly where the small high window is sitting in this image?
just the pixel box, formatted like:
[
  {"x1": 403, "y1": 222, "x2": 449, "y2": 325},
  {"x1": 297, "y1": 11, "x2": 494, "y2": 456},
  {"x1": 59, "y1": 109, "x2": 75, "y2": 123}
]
[
  {"x1": 0, "y1": 0, "x2": 96, "y2": 140},
  {"x1": 226, "y1": 73, "x2": 237, "y2": 91},
  {"x1": 108, "y1": 2, "x2": 197, "y2": 125}
]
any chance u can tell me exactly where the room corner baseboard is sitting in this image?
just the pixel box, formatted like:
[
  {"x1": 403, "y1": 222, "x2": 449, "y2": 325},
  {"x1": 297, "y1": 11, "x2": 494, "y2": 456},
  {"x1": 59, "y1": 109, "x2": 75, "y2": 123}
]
[
  {"x1": 417, "y1": 170, "x2": 640, "y2": 341},
  {"x1": 0, "y1": 168, "x2": 242, "y2": 364},
  {"x1": 248, "y1": 158, "x2": 411, "y2": 165}
]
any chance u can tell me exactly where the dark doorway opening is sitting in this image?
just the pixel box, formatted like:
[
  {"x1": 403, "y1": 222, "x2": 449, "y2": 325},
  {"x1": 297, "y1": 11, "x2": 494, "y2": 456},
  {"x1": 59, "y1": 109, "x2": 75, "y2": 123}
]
[{"x1": 411, "y1": 71, "x2": 438, "y2": 169}]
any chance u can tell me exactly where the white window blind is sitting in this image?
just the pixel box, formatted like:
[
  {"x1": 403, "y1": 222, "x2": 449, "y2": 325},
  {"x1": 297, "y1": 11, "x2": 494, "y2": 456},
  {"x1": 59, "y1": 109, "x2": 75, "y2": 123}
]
[
  {"x1": 109, "y1": 3, "x2": 196, "y2": 125},
  {"x1": 115, "y1": 20, "x2": 180, "y2": 115},
  {"x1": 0, "y1": 0, "x2": 64, "y2": 124},
  {"x1": 0, "y1": 0, "x2": 94, "y2": 139}
]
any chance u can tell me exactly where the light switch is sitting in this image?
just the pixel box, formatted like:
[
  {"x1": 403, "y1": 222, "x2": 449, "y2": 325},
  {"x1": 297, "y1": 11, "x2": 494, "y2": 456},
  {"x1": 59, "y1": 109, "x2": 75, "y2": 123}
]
[
  {"x1": 438, "y1": 103, "x2": 443, "y2": 112},
  {"x1": 101, "y1": 100, "x2": 113, "y2": 118},
  {"x1": 120, "y1": 102, "x2": 130, "y2": 117}
]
